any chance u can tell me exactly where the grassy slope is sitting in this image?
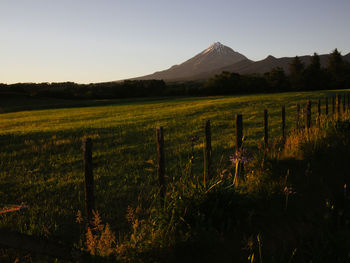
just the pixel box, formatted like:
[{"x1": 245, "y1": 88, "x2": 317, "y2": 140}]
[{"x1": 0, "y1": 90, "x2": 347, "y2": 244}]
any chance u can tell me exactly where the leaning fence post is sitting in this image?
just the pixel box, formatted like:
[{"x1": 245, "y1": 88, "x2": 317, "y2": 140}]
[
  {"x1": 264, "y1": 109, "x2": 268, "y2": 148},
  {"x1": 325, "y1": 97, "x2": 328, "y2": 116},
  {"x1": 203, "y1": 119, "x2": 212, "y2": 187},
  {"x1": 305, "y1": 100, "x2": 311, "y2": 129},
  {"x1": 83, "y1": 137, "x2": 94, "y2": 222},
  {"x1": 296, "y1": 104, "x2": 300, "y2": 130},
  {"x1": 282, "y1": 106, "x2": 286, "y2": 140},
  {"x1": 156, "y1": 126, "x2": 165, "y2": 207}
]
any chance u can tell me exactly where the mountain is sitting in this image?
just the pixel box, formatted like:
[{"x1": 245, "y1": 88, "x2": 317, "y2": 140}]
[
  {"x1": 133, "y1": 42, "x2": 247, "y2": 81},
  {"x1": 131, "y1": 43, "x2": 350, "y2": 82}
]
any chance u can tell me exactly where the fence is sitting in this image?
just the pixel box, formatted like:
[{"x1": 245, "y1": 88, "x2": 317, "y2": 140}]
[
  {"x1": 82, "y1": 93, "x2": 350, "y2": 215},
  {"x1": 1, "y1": 93, "x2": 349, "y2": 258}
]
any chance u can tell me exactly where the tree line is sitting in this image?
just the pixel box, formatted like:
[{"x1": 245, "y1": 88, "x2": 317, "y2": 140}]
[
  {"x1": 1, "y1": 49, "x2": 349, "y2": 100},
  {"x1": 201, "y1": 49, "x2": 350, "y2": 95}
]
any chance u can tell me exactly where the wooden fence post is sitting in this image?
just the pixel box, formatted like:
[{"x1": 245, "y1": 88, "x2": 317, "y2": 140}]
[
  {"x1": 296, "y1": 104, "x2": 300, "y2": 129},
  {"x1": 336, "y1": 94, "x2": 340, "y2": 118},
  {"x1": 332, "y1": 96, "x2": 335, "y2": 116},
  {"x1": 282, "y1": 105, "x2": 286, "y2": 140},
  {"x1": 235, "y1": 114, "x2": 243, "y2": 151},
  {"x1": 264, "y1": 109, "x2": 268, "y2": 148},
  {"x1": 325, "y1": 97, "x2": 328, "y2": 116},
  {"x1": 203, "y1": 119, "x2": 212, "y2": 186},
  {"x1": 343, "y1": 94, "x2": 346, "y2": 113},
  {"x1": 318, "y1": 99, "x2": 321, "y2": 116},
  {"x1": 305, "y1": 100, "x2": 311, "y2": 129},
  {"x1": 234, "y1": 114, "x2": 243, "y2": 186},
  {"x1": 156, "y1": 127, "x2": 165, "y2": 207},
  {"x1": 317, "y1": 99, "x2": 321, "y2": 127},
  {"x1": 83, "y1": 137, "x2": 94, "y2": 222}
]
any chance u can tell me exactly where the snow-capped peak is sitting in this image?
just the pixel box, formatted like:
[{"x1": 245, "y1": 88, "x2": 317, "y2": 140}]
[{"x1": 202, "y1": 42, "x2": 227, "y2": 55}]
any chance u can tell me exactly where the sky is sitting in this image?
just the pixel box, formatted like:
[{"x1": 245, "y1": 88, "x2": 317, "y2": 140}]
[{"x1": 0, "y1": 0, "x2": 349, "y2": 84}]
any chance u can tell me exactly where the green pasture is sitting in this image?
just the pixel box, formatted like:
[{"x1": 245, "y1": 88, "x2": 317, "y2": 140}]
[{"x1": 0, "y1": 90, "x2": 347, "y2": 243}]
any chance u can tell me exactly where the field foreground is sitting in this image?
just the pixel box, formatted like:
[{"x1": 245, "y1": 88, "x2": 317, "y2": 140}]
[{"x1": 1, "y1": 90, "x2": 350, "y2": 262}]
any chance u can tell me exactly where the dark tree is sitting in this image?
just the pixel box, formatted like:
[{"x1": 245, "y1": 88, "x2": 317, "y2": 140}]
[
  {"x1": 289, "y1": 56, "x2": 305, "y2": 90},
  {"x1": 265, "y1": 67, "x2": 289, "y2": 91},
  {"x1": 303, "y1": 53, "x2": 327, "y2": 90},
  {"x1": 327, "y1": 48, "x2": 347, "y2": 88},
  {"x1": 203, "y1": 71, "x2": 242, "y2": 95},
  {"x1": 328, "y1": 48, "x2": 343, "y2": 75}
]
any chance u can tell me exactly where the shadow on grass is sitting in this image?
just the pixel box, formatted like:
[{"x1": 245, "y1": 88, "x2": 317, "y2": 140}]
[{"x1": 0, "y1": 92, "x2": 226, "y2": 114}]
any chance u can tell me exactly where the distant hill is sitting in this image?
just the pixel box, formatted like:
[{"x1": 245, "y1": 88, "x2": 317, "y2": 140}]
[
  {"x1": 226, "y1": 54, "x2": 349, "y2": 75},
  {"x1": 130, "y1": 43, "x2": 350, "y2": 81},
  {"x1": 344, "y1": 52, "x2": 350, "y2": 61}
]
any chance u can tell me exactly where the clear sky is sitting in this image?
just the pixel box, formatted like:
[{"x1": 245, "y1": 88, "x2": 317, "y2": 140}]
[{"x1": 1, "y1": 0, "x2": 349, "y2": 83}]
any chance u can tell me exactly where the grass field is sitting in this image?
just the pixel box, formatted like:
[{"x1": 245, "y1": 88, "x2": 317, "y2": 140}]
[{"x1": 0, "y1": 90, "x2": 347, "y2": 246}]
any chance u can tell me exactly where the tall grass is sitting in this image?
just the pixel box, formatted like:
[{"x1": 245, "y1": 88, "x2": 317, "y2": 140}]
[{"x1": 110, "y1": 105, "x2": 350, "y2": 262}]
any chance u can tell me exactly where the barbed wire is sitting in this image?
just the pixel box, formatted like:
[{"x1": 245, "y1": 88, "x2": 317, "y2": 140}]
[{"x1": 0, "y1": 203, "x2": 28, "y2": 214}]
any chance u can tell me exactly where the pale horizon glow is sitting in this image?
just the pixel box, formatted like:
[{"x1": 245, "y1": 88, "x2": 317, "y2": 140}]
[{"x1": 1, "y1": 0, "x2": 349, "y2": 84}]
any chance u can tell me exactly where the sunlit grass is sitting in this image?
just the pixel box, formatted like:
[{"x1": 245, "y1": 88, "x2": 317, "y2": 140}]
[{"x1": 0, "y1": 90, "x2": 348, "y2": 244}]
